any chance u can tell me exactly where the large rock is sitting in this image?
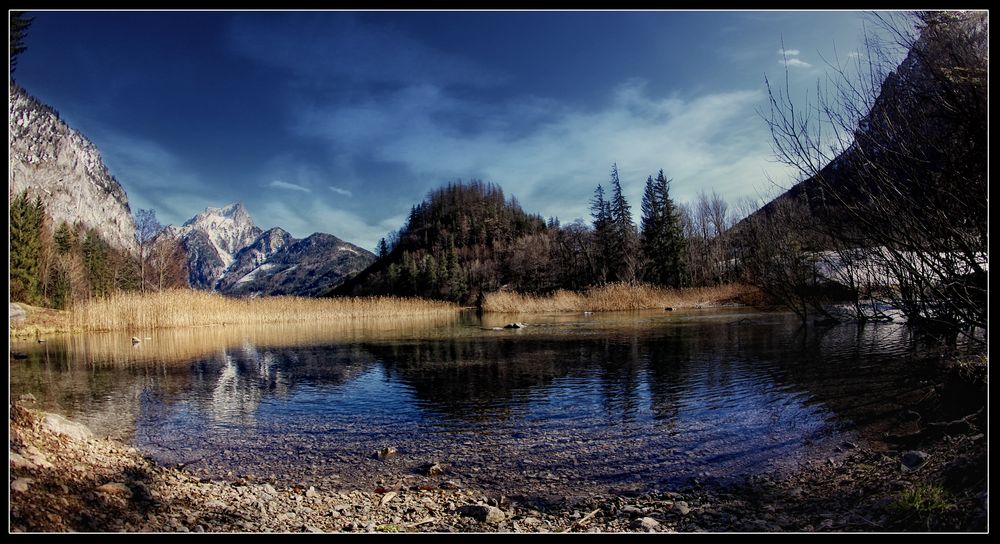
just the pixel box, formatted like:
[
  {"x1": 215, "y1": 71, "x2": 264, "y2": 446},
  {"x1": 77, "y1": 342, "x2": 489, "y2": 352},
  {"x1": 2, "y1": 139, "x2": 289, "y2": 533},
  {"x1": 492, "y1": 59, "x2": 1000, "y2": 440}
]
[
  {"x1": 901, "y1": 450, "x2": 931, "y2": 472},
  {"x1": 630, "y1": 517, "x2": 661, "y2": 532},
  {"x1": 9, "y1": 303, "x2": 26, "y2": 324},
  {"x1": 458, "y1": 505, "x2": 506, "y2": 524},
  {"x1": 41, "y1": 413, "x2": 94, "y2": 442}
]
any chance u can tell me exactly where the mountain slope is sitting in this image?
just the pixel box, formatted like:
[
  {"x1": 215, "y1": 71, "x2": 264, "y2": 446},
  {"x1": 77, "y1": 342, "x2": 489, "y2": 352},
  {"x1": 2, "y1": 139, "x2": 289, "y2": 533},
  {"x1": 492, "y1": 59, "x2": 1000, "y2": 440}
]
[
  {"x1": 222, "y1": 232, "x2": 374, "y2": 297},
  {"x1": 8, "y1": 84, "x2": 137, "y2": 252}
]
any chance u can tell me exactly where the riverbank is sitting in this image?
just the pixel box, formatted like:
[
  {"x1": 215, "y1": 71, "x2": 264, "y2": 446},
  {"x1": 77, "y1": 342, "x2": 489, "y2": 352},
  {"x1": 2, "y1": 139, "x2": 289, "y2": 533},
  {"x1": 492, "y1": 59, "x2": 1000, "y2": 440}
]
[
  {"x1": 10, "y1": 284, "x2": 759, "y2": 338},
  {"x1": 481, "y1": 283, "x2": 761, "y2": 313},
  {"x1": 10, "y1": 358, "x2": 986, "y2": 534},
  {"x1": 9, "y1": 291, "x2": 460, "y2": 338}
]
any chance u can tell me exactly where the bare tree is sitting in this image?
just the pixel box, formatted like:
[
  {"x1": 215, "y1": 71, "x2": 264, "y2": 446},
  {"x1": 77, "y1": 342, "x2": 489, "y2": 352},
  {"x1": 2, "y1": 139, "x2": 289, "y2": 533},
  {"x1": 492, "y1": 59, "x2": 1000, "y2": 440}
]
[
  {"x1": 762, "y1": 11, "x2": 987, "y2": 341},
  {"x1": 150, "y1": 235, "x2": 188, "y2": 290},
  {"x1": 134, "y1": 209, "x2": 163, "y2": 292}
]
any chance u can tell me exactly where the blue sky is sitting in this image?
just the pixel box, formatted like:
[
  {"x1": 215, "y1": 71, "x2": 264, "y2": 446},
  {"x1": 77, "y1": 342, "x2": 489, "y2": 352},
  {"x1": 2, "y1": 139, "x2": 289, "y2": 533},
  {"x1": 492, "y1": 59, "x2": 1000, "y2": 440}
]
[{"x1": 14, "y1": 10, "x2": 904, "y2": 251}]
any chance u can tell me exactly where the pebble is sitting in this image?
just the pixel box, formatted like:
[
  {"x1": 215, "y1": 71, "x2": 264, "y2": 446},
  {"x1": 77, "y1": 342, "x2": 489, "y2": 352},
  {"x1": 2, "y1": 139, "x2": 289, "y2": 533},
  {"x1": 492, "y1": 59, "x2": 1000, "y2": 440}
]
[
  {"x1": 423, "y1": 463, "x2": 445, "y2": 476},
  {"x1": 377, "y1": 447, "x2": 398, "y2": 459},
  {"x1": 11, "y1": 478, "x2": 32, "y2": 493},
  {"x1": 306, "y1": 486, "x2": 320, "y2": 498},
  {"x1": 95, "y1": 482, "x2": 132, "y2": 497}
]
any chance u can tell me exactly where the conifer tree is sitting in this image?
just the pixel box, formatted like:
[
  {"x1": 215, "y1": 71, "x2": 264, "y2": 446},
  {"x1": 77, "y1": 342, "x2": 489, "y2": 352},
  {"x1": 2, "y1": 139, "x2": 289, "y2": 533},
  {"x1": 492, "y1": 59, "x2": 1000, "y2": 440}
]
[
  {"x1": 607, "y1": 163, "x2": 639, "y2": 282},
  {"x1": 10, "y1": 190, "x2": 45, "y2": 303}
]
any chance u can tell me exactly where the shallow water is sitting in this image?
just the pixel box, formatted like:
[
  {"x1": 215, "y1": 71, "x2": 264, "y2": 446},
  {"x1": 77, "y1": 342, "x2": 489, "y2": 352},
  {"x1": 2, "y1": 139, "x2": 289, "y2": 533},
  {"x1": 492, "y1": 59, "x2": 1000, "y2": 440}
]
[{"x1": 10, "y1": 308, "x2": 922, "y2": 497}]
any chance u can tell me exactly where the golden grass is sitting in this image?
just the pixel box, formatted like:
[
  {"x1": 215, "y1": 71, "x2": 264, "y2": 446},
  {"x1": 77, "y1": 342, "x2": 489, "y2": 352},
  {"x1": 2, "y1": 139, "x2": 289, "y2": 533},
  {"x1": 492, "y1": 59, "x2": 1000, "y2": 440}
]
[
  {"x1": 481, "y1": 282, "x2": 761, "y2": 314},
  {"x1": 65, "y1": 289, "x2": 460, "y2": 333},
  {"x1": 8, "y1": 303, "x2": 81, "y2": 338},
  {"x1": 10, "y1": 313, "x2": 463, "y2": 367}
]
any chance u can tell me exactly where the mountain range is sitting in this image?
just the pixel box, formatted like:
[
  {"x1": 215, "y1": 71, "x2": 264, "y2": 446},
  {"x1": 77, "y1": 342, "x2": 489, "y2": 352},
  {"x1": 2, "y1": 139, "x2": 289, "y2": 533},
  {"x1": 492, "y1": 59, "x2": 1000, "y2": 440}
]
[
  {"x1": 10, "y1": 83, "x2": 374, "y2": 299},
  {"x1": 161, "y1": 202, "x2": 375, "y2": 297}
]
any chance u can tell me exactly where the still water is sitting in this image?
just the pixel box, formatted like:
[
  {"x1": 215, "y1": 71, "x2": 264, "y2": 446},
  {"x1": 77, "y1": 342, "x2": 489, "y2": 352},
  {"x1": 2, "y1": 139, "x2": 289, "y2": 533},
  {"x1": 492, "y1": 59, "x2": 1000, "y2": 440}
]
[{"x1": 10, "y1": 309, "x2": 921, "y2": 497}]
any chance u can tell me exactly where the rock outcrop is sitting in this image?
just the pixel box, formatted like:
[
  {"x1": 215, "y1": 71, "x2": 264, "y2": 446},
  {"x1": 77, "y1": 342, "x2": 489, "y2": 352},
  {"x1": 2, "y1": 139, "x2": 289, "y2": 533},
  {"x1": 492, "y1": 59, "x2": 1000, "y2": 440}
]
[{"x1": 9, "y1": 85, "x2": 137, "y2": 252}]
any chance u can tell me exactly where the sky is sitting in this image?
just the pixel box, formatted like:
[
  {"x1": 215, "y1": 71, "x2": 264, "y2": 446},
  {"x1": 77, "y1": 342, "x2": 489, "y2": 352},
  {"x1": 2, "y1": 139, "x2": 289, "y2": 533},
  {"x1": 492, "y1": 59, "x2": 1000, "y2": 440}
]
[{"x1": 13, "y1": 10, "x2": 907, "y2": 251}]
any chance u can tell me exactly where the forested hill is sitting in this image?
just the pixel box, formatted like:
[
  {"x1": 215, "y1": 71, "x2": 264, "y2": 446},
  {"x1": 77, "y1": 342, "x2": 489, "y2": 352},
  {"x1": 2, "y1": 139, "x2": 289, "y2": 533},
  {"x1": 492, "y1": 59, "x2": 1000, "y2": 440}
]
[{"x1": 329, "y1": 180, "x2": 548, "y2": 305}]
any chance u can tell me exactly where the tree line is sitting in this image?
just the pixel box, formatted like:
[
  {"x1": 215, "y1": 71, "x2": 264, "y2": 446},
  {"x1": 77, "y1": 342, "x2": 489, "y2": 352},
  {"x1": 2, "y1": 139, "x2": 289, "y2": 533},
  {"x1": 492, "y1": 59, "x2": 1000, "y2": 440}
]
[
  {"x1": 9, "y1": 190, "x2": 187, "y2": 309},
  {"x1": 335, "y1": 169, "x2": 742, "y2": 305}
]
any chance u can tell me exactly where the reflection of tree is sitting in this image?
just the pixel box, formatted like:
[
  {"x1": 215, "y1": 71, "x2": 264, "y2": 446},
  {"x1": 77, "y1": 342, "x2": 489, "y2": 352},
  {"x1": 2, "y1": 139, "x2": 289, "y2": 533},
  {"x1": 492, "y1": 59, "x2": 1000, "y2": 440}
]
[
  {"x1": 593, "y1": 335, "x2": 643, "y2": 422},
  {"x1": 370, "y1": 338, "x2": 578, "y2": 423},
  {"x1": 644, "y1": 333, "x2": 693, "y2": 427}
]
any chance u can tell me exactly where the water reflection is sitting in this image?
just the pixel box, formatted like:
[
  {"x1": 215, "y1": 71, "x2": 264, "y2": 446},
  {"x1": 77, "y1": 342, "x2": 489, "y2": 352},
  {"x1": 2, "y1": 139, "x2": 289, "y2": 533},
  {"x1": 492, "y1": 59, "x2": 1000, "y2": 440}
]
[{"x1": 10, "y1": 309, "x2": 929, "y2": 494}]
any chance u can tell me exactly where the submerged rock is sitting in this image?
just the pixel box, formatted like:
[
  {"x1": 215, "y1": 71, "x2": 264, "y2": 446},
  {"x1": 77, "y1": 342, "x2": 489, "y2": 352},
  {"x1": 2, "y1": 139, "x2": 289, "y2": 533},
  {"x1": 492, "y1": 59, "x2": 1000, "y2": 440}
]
[{"x1": 503, "y1": 322, "x2": 525, "y2": 329}]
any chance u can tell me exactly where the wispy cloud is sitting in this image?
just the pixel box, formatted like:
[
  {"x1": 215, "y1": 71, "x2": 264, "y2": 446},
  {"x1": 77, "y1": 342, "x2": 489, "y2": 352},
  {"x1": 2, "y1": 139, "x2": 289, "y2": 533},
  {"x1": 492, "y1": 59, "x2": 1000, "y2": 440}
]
[
  {"x1": 295, "y1": 79, "x2": 796, "y2": 227},
  {"x1": 780, "y1": 58, "x2": 812, "y2": 68},
  {"x1": 269, "y1": 180, "x2": 311, "y2": 193},
  {"x1": 777, "y1": 47, "x2": 812, "y2": 68},
  {"x1": 328, "y1": 186, "x2": 353, "y2": 197}
]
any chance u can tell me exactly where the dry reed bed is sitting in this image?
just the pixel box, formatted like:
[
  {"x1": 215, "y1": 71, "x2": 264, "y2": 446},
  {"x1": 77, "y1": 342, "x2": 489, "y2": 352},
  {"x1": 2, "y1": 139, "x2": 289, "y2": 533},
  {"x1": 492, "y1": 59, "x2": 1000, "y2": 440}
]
[
  {"x1": 69, "y1": 290, "x2": 460, "y2": 332},
  {"x1": 11, "y1": 314, "x2": 463, "y2": 367},
  {"x1": 482, "y1": 282, "x2": 758, "y2": 313}
]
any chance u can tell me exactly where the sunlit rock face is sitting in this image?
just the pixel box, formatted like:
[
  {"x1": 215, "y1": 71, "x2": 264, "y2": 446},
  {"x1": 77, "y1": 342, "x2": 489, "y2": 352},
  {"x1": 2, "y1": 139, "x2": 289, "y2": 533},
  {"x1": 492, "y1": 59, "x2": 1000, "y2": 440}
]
[{"x1": 9, "y1": 85, "x2": 137, "y2": 253}]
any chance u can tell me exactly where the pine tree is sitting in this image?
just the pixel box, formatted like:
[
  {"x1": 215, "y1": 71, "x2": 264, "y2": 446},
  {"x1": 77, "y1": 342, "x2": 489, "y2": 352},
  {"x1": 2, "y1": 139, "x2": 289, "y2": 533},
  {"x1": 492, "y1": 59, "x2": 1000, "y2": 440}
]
[
  {"x1": 82, "y1": 230, "x2": 111, "y2": 298},
  {"x1": 607, "y1": 163, "x2": 639, "y2": 282},
  {"x1": 590, "y1": 184, "x2": 612, "y2": 283},
  {"x1": 54, "y1": 221, "x2": 76, "y2": 254},
  {"x1": 655, "y1": 170, "x2": 688, "y2": 287},
  {"x1": 10, "y1": 190, "x2": 45, "y2": 303},
  {"x1": 10, "y1": 11, "x2": 33, "y2": 76},
  {"x1": 640, "y1": 174, "x2": 664, "y2": 283},
  {"x1": 377, "y1": 237, "x2": 390, "y2": 259}
]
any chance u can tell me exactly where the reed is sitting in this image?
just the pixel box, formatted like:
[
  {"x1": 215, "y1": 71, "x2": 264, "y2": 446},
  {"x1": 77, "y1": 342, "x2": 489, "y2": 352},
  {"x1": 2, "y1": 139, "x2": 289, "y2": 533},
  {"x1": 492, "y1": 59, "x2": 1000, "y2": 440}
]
[
  {"x1": 481, "y1": 282, "x2": 760, "y2": 313},
  {"x1": 65, "y1": 289, "x2": 459, "y2": 333}
]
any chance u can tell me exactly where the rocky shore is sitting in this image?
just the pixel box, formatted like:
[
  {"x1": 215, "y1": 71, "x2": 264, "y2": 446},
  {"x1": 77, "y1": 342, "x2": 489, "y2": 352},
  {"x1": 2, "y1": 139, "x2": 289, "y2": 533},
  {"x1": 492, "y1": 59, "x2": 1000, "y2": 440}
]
[{"x1": 9, "y1": 390, "x2": 986, "y2": 533}]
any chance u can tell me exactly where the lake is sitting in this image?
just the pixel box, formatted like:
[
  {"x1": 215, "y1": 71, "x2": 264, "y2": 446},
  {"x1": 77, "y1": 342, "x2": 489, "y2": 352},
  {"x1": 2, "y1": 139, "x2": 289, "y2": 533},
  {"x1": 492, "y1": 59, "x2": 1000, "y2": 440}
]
[{"x1": 9, "y1": 308, "x2": 923, "y2": 499}]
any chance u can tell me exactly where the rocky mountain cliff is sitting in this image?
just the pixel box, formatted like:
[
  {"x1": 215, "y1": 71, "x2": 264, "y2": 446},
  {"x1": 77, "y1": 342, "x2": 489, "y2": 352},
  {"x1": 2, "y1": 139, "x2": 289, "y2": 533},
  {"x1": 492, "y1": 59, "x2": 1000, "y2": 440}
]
[
  {"x1": 9, "y1": 85, "x2": 137, "y2": 252},
  {"x1": 164, "y1": 203, "x2": 375, "y2": 296},
  {"x1": 161, "y1": 202, "x2": 263, "y2": 289}
]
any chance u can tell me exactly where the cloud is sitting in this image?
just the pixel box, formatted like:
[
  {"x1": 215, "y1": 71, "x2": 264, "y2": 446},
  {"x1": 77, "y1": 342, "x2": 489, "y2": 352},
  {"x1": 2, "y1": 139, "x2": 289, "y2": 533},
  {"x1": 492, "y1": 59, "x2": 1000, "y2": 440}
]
[
  {"x1": 777, "y1": 47, "x2": 812, "y2": 68},
  {"x1": 328, "y1": 186, "x2": 353, "y2": 197},
  {"x1": 294, "y1": 79, "x2": 798, "y2": 228},
  {"x1": 269, "y1": 180, "x2": 311, "y2": 193},
  {"x1": 780, "y1": 58, "x2": 812, "y2": 68}
]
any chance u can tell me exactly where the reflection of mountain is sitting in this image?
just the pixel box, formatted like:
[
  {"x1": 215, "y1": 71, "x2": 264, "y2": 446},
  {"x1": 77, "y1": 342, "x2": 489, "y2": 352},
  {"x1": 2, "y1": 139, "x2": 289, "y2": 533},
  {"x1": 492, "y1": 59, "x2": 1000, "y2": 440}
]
[{"x1": 184, "y1": 344, "x2": 377, "y2": 423}]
